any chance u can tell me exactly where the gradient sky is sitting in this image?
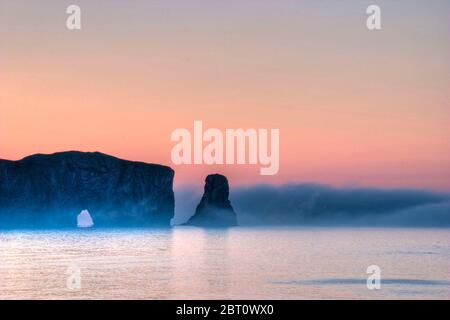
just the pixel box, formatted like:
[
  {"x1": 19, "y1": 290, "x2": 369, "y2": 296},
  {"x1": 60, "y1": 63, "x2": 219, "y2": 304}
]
[{"x1": 1, "y1": 0, "x2": 450, "y2": 190}]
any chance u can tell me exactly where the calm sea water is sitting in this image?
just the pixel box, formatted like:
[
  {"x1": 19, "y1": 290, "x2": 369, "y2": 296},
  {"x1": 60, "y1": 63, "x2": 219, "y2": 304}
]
[{"x1": 0, "y1": 227, "x2": 449, "y2": 299}]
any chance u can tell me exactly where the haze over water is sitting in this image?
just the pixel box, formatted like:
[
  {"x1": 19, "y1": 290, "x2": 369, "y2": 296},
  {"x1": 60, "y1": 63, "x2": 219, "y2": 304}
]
[{"x1": 1, "y1": 227, "x2": 449, "y2": 299}]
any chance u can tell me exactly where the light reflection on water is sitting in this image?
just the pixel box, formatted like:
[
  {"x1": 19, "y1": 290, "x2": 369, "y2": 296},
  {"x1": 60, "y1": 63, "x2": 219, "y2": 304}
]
[{"x1": 0, "y1": 227, "x2": 449, "y2": 299}]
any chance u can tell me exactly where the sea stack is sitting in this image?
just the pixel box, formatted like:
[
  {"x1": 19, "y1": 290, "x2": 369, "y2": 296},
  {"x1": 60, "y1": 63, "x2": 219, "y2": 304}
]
[{"x1": 186, "y1": 174, "x2": 238, "y2": 227}]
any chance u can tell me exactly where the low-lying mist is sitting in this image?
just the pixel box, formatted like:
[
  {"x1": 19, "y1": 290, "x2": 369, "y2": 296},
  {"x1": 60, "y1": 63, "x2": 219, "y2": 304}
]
[{"x1": 173, "y1": 184, "x2": 450, "y2": 227}]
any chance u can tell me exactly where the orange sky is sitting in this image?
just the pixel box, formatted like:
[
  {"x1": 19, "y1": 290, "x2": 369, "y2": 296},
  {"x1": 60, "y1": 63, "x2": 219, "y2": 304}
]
[{"x1": 1, "y1": 0, "x2": 450, "y2": 190}]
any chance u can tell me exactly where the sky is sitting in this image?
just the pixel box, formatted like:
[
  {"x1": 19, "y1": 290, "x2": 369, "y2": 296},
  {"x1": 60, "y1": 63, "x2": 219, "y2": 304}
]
[{"x1": 1, "y1": 0, "x2": 449, "y2": 190}]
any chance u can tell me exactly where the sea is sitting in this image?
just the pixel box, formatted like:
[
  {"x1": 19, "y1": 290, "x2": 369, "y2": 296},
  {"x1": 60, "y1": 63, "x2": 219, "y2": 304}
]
[{"x1": 0, "y1": 227, "x2": 449, "y2": 299}]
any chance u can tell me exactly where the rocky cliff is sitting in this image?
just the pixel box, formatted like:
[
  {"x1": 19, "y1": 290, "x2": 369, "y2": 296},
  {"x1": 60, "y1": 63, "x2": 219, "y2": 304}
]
[
  {"x1": 186, "y1": 174, "x2": 237, "y2": 227},
  {"x1": 0, "y1": 151, "x2": 175, "y2": 227}
]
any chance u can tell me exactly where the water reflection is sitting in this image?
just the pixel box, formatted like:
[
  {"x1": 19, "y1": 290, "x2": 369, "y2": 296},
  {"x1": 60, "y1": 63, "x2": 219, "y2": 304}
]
[
  {"x1": 1, "y1": 227, "x2": 449, "y2": 299},
  {"x1": 170, "y1": 227, "x2": 230, "y2": 299},
  {"x1": 202, "y1": 229, "x2": 230, "y2": 297},
  {"x1": 273, "y1": 278, "x2": 450, "y2": 286}
]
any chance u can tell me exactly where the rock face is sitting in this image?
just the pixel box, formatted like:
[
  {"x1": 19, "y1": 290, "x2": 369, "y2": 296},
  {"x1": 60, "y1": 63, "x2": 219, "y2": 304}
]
[
  {"x1": 186, "y1": 174, "x2": 237, "y2": 227},
  {"x1": 0, "y1": 151, "x2": 174, "y2": 228}
]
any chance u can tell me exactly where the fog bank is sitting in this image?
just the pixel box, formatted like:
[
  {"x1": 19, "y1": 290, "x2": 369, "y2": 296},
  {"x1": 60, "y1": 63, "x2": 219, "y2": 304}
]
[{"x1": 174, "y1": 184, "x2": 450, "y2": 227}]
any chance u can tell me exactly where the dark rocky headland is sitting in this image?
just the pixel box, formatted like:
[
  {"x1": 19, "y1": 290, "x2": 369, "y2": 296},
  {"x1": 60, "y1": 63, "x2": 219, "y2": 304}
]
[{"x1": 0, "y1": 151, "x2": 175, "y2": 228}]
